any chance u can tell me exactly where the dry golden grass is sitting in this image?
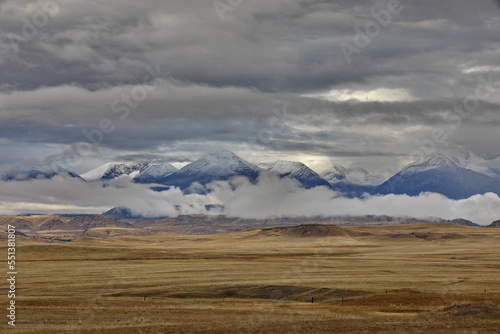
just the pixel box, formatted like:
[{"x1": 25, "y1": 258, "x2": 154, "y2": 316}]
[{"x1": 1, "y1": 223, "x2": 500, "y2": 333}]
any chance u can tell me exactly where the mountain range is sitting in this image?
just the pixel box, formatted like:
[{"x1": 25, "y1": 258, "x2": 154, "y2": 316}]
[
  {"x1": 373, "y1": 153, "x2": 500, "y2": 200},
  {"x1": 3, "y1": 149, "x2": 500, "y2": 200},
  {"x1": 1, "y1": 162, "x2": 82, "y2": 181},
  {"x1": 81, "y1": 160, "x2": 176, "y2": 181},
  {"x1": 152, "y1": 149, "x2": 261, "y2": 189},
  {"x1": 268, "y1": 160, "x2": 331, "y2": 189}
]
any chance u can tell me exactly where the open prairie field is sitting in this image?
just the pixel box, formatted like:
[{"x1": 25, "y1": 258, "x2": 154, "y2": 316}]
[{"x1": 2, "y1": 223, "x2": 500, "y2": 333}]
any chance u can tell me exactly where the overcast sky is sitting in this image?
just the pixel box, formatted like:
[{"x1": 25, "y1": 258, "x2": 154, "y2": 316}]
[{"x1": 1, "y1": 0, "x2": 500, "y2": 174}]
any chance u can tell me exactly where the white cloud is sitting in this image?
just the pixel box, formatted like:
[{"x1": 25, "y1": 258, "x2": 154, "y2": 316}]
[
  {"x1": 0, "y1": 176, "x2": 213, "y2": 218},
  {"x1": 307, "y1": 88, "x2": 412, "y2": 102},
  {"x1": 1, "y1": 173, "x2": 498, "y2": 224},
  {"x1": 209, "y1": 173, "x2": 500, "y2": 225}
]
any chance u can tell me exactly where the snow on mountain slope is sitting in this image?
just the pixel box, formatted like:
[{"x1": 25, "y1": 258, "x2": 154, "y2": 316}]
[
  {"x1": 320, "y1": 164, "x2": 348, "y2": 184},
  {"x1": 320, "y1": 162, "x2": 382, "y2": 186},
  {"x1": 81, "y1": 163, "x2": 113, "y2": 181},
  {"x1": 403, "y1": 149, "x2": 494, "y2": 176},
  {"x1": 401, "y1": 151, "x2": 470, "y2": 175},
  {"x1": 269, "y1": 160, "x2": 331, "y2": 189},
  {"x1": 157, "y1": 149, "x2": 262, "y2": 189},
  {"x1": 375, "y1": 151, "x2": 500, "y2": 199},
  {"x1": 348, "y1": 167, "x2": 386, "y2": 185},
  {"x1": 133, "y1": 162, "x2": 178, "y2": 183},
  {"x1": 484, "y1": 157, "x2": 500, "y2": 181},
  {"x1": 82, "y1": 161, "x2": 153, "y2": 181},
  {"x1": 1, "y1": 162, "x2": 82, "y2": 181}
]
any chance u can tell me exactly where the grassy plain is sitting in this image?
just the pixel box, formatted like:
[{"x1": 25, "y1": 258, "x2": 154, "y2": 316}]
[{"x1": 1, "y1": 223, "x2": 500, "y2": 333}]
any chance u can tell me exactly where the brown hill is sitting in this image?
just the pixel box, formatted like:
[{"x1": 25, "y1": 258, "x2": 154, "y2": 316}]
[
  {"x1": 487, "y1": 220, "x2": 500, "y2": 228},
  {"x1": 257, "y1": 224, "x2": 350, "y2": 238},
  {"x1": 0, "y1": 215, "x2": 140, "y2": 241},
  {"x1": 77, "y1": 227, "x2": 153, "y2": 239}
]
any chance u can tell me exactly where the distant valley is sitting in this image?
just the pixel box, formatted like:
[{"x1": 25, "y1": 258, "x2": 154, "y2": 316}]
[{"x1": 1, "y1": 213, "x2": 498, "y2": 242}]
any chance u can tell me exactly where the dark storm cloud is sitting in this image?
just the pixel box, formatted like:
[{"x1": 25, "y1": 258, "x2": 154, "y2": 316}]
[
  {"x1": 1, "y1": 80, "x2": 500, "y2": 163},
  {"x1": 1, "y1": 0, "x2": 498, "y2": 92},
  {"x1": 0, "y1": 0, "x2": 500, "y2": 166}
]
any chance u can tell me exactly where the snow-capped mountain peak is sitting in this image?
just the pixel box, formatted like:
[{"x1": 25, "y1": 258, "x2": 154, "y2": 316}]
[
  {"x1": 399, "y1": 149, "x2": 500, "y2": 181},
  {"x1": 319, "y1": 161, "x2": 384, "y2": 186},
  {"x1": 268, "y1": 160, "x2": 330, "y2": 188},
  {"x1": 375, "y1": 149, "x2": 500, "y2": 199},
  {"x1": 82, "y1": 160, "x2": 154, "y2": 181},
  {"x1": 81, "y1": 162, "x2": 113, "y2": 181},
  {"x1": 320, "y1": 163, "x2": 348, "y2": 184},
  {"x1": 268, "y1": 160, "x2": 307, "y2": 174},
  {"x1": 133, "y1": 162, "x2": 178, "y2": 183},
  {"x1": 1, "y1": 161, "x2": 82, "y2": 181},
  {"x1": 155, "y1": 150, "x2": 262, "y2": 189},
  {"x1": 401, "y1": 150, "x2": 481, "y2": 176},
  {"x1": 188, "y1": 150, "x2": 261, "y2": 174},
  {"x1": 198, "y1": 149, "x2": 254, "y2": 169}
]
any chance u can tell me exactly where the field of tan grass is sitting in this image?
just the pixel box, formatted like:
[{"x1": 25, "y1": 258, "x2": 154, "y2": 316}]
[{"x1": 1, "y1": 223, "x2": 500, "y2": 333}]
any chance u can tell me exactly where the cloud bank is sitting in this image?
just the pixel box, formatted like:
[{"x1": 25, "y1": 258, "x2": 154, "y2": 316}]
[{"x1": 0, "y1": 173, "x2": 499, "y2": 225}]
